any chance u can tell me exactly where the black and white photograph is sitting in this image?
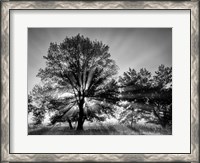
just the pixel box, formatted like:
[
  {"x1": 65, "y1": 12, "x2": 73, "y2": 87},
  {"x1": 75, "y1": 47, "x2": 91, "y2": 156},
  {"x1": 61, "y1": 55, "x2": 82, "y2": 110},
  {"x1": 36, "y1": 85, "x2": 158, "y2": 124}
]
[{"x1": 28, "y1": 28, "x2": 172, "y2": 135}]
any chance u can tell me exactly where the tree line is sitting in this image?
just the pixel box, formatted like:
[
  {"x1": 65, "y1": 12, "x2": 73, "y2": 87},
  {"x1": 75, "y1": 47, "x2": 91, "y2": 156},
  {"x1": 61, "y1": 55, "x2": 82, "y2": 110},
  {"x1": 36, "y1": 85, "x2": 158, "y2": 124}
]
[{"x1": 28, "y1": 34, "x2": 172, "y2": 131}]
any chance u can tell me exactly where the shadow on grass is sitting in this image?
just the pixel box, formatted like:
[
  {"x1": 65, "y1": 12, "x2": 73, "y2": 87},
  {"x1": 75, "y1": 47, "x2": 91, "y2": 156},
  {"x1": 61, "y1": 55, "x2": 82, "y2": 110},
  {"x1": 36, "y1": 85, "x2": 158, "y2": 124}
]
[
  {"x1": 127, "y1": 125, "x2": 142, "y2": 134},
  {"x1": 127, "y1": 123, "x2": 172, "y2": 135},
  {"x1": 69, "y1": 125, "x2": 118, "y2": 135},
  {"x1": 28, "y1": 126, "x2": 51, "y2": 135}
]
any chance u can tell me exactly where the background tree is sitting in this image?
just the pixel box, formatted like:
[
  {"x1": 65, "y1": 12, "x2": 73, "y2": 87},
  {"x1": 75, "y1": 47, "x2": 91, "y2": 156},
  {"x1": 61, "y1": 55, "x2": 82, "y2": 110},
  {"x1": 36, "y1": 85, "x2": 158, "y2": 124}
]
[
  {"x1": 118, "y1": 68, "x2": 153, "y2": 126},
  {"x1": 119, "y1": 65, "x2": 172, "y2": 128},
  {"x1": 28, "y1": 84, "x2": 50, "y2": 126},
  {"x1": 149, "y1": 65, "x2": 172, "y2": 127},
  {"x1": 36, "y1": 34, "x2": 119, "y2": 130}
]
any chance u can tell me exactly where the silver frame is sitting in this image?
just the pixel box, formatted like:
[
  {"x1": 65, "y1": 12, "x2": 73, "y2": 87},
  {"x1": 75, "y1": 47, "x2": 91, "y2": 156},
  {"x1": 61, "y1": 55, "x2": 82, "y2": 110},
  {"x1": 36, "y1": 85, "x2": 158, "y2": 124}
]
[{"x1": 1, "y1": 1, "x2": 199, "y2": 162}]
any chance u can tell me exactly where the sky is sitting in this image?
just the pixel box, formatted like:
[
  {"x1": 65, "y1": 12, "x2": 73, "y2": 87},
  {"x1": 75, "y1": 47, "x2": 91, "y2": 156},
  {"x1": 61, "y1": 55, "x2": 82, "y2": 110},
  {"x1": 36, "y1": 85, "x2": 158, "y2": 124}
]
[{"x1": 28, "y1": 28, "x2": 172, "y2": 93}]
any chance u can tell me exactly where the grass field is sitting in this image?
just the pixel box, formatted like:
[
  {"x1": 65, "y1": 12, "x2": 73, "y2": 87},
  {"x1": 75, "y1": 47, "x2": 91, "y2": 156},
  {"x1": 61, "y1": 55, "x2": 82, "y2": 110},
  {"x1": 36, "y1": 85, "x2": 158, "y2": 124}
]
[{"x1": 28, "y1": 121, "x2": 172, "y2": 135}]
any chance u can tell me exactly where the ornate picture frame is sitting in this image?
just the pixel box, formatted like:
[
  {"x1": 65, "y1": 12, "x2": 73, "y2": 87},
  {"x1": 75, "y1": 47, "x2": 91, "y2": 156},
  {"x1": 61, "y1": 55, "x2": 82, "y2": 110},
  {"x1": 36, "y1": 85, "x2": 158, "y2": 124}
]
[{"x1": 1, "y1": 1, "x2": 199, "y2": 162}]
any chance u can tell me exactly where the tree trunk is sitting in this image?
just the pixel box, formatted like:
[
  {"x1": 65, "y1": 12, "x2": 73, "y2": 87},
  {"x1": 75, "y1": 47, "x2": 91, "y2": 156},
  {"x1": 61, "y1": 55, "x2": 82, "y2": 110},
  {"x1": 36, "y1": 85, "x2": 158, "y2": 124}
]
[
  {"x1": 130, "y1": 108, "x2": 134, "y2": 127},
  {"x1": 153, "y1": 105, "x2": 167, "y2": 128},
  {"x1": 76, "y1": 98, "x2": 85, "y2": 131},
  {"x1": 68, "y1": 120, "x2": 73, "y2": 130}
]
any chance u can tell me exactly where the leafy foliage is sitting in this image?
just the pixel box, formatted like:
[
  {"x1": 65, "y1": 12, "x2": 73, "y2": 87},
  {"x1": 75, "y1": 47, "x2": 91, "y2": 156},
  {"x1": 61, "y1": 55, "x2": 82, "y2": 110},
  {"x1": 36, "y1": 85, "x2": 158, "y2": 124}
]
[
  {"x1": 30, "y1": 34, "x2": 119, "y2": 130},
  {"x1": 28, "y1": 84, "x2": 52, "y2": 125},
  {"x1": 119, "y1": 65, "x2": 172, "y2": 127}
]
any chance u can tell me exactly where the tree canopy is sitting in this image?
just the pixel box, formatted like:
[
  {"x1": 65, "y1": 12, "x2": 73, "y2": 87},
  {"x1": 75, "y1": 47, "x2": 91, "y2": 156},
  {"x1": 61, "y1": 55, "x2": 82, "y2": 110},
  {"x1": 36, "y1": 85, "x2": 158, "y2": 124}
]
[{"x1": 33, "y1": 34, "x2": 119, "y2": 130}]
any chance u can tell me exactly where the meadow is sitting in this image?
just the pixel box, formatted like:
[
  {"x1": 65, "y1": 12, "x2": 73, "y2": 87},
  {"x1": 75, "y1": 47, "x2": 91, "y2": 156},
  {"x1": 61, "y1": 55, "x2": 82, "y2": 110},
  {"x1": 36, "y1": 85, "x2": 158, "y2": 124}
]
[{"x1": 28, "y1": 121, "x2": 172, "y2": 135}]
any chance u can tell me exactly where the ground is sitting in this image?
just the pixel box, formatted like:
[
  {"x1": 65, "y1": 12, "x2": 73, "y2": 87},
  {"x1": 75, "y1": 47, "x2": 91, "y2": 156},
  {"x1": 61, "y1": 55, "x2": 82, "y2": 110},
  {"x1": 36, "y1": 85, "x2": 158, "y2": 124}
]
[{"x1": 28, "y1": 120, "x2": 172, "y2": 135}]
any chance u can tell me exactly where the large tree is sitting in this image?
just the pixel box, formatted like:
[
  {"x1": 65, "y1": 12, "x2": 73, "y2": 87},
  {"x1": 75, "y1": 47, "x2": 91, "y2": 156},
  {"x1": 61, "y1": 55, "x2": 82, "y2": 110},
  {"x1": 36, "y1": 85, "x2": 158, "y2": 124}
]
[{"x1": 36, "y1": 34, "x2": 119, "y2": 130}]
